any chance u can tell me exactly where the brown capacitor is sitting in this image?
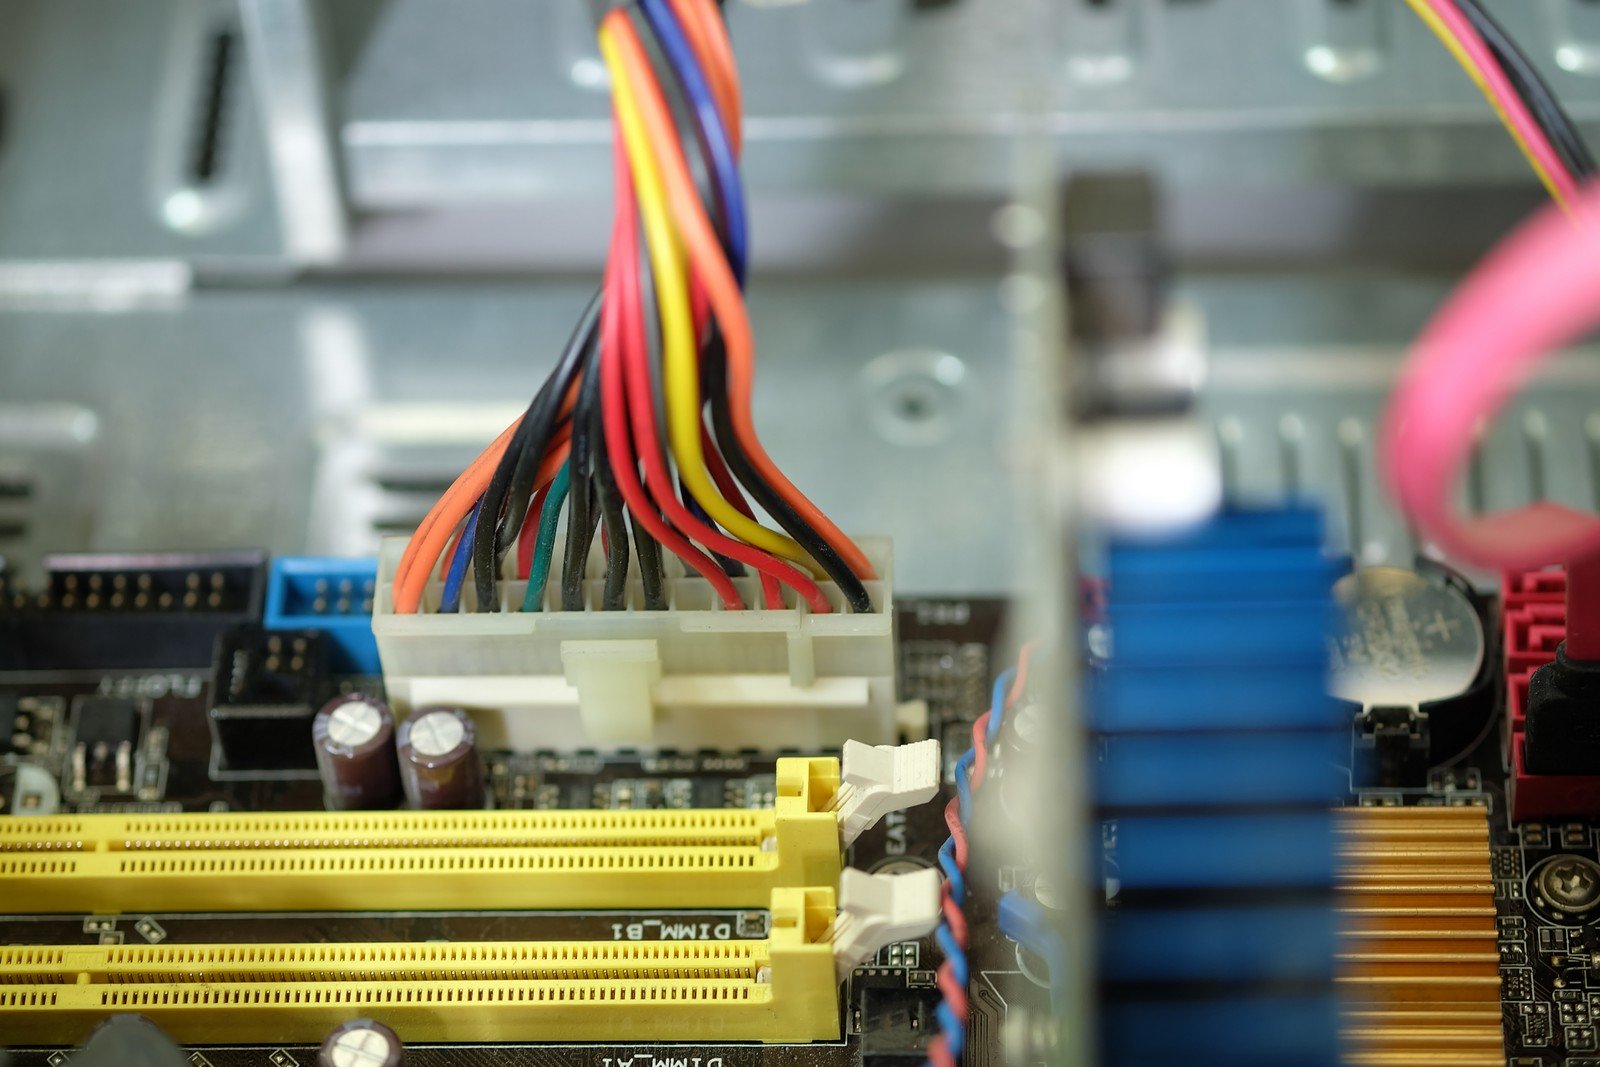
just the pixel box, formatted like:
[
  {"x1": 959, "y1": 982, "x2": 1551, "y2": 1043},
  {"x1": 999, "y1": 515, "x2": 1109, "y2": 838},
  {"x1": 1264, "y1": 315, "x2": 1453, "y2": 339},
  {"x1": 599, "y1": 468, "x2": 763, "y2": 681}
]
[
  {"x1": 396, "y1": 706, "x2": 483, "y2": 809},
  {"x1": 312, "y1": 694, "x2": 399, "y2": 810},
  {"x1": 318, "y1": 1019, "x2": 405, "y2": 1067}
]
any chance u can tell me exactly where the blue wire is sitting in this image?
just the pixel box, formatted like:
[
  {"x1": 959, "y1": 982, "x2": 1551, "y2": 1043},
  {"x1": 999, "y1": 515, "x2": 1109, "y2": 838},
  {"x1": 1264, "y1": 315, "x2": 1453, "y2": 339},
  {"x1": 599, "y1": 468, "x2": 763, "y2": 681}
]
[
  {"x1": 986, "y1": 667, "x2": 1015, "y2": 745},
  {"x1": 928, "y1": 665, "x2": 1017, "y2": 1066},
  {"x1": 439, "y1": 502, "x2": 482, "y2": 613},
  {"x1": 935, "y1": 1003, "x2": 966, "y2": 1059},
  {"x1": 638, "y1": 0, "x2": 749, "y2": 284},
  {"x1": 934, "y1": 926, "x2": 968, "y2": 985},
  {"x1": 937, "y1": 838, "x2": 966, "y2": 906},
  {"x1": 954, "y1": 750, "x2": 975, "y2": 826}
]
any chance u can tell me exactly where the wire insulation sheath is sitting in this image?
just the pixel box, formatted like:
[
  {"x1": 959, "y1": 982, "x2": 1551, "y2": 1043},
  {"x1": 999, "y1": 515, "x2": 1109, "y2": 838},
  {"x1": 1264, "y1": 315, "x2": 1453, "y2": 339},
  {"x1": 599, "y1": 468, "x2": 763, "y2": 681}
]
[
  {"x1": 1382, "y1": 183, "x2": 1600, "y2": 570},
  {"x1": 1403, "y1": 0, "x2": 1577, "y2": 210}
]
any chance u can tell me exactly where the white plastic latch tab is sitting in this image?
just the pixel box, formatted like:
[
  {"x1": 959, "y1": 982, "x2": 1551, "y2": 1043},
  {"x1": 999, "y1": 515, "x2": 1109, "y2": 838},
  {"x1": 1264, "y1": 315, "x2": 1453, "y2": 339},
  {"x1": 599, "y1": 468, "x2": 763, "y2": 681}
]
[
  {"x1": 831, "y1": 738, "x2": 940, "y2": 847},
  {"x1": 829, "y1": 867, "x2": 942, "y2": 980},
  {"x1": 560, "y1": 639, "x2": 660, "y2": 744}
]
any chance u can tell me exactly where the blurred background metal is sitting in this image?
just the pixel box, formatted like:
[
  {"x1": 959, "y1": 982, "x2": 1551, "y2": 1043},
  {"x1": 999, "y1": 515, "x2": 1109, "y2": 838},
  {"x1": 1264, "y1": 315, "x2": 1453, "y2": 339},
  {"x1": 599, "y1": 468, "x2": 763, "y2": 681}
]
[{"x1": 0, "y1": 0, "x2": 1596, "y2": 591}]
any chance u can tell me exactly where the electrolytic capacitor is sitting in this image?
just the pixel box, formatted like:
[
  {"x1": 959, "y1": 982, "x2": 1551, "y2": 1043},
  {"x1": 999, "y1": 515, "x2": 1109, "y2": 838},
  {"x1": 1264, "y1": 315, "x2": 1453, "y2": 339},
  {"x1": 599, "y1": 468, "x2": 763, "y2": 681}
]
[
  {"x1": 318, "y1": 1018, "x2": 405, "y2": 1067},
  {"x1": 312, "y1": 694, "x2": 399, "y2": 810},
  {"x1": 396, "y1": 706, "x2": 484, "y2": 809}
]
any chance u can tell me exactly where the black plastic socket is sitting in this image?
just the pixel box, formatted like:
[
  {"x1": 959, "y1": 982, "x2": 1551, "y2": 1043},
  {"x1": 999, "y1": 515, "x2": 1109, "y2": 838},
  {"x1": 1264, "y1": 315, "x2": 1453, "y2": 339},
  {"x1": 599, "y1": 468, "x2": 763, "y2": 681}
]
[{"x1": 1524, "y1": 643, "x2": 1600, "y2": 775}]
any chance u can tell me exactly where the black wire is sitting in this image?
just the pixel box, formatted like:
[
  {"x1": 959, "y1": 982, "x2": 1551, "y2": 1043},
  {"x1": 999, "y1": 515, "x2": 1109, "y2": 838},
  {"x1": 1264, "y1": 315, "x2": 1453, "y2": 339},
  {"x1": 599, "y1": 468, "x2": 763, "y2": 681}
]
[
  {"x1": 470, "y1": 291, "x2": 601, "y2": 611},
  {"x1": 632, "y1": 206, "x2": 744, "y2": 580},
  {"x1": 684, "y1": 477, "x2": 745, "y2": 578},
  {"x1": 578, "y1": 0, "x2": 868, "y2": 614},
  {"x1": 617, "y1": 215, "x2": 669, "y2": 609},
  {"x1": 631, "y1": 514, "x2": 669, "y2": 610},
  {"x1": 562, "y1": 333, "x2": 606, "y2": 611},
  {"x1": 632, "y1": 7, "x2": 751, "y2": 582},
  {"x1": 628, "y1": 7, "x2": 694, "y2": 437},
  {"x1": 591, "y1": 393, "x2": 633, "y2": 611},
  {"x1": 702, "y1": 332, "x2": 875, "y2": 614},
  {"x1": 501, "y1": 295, "x2": 602, "y2": 551},
  {"x1": 561, "y1": 473, "x2": 601, "y2": 610},
  {"x1": 633, "y1": 0, "x2": 872, "y2": 613},
  {"x1": 1456, "y1": 0, "x2": 1596, "y2": 180}
]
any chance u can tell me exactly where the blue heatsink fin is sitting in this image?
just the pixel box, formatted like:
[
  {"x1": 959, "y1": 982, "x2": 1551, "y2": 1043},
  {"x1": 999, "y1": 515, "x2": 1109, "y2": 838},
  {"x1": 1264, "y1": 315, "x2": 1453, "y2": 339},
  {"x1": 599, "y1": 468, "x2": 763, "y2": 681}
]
[{"x1": 1092, "y1": 506, "x2": 1346, "y2": 1067}]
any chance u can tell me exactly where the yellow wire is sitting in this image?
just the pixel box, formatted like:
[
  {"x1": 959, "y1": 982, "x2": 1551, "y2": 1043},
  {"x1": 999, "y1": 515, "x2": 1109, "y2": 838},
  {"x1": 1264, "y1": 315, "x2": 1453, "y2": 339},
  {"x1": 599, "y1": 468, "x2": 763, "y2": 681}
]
[
  {"x1": 599, "y1": 24, "x2": 815, "y2": 572},
  {"x1": 1402, "y1": 0, "x2": 1572, "y2": 214}
]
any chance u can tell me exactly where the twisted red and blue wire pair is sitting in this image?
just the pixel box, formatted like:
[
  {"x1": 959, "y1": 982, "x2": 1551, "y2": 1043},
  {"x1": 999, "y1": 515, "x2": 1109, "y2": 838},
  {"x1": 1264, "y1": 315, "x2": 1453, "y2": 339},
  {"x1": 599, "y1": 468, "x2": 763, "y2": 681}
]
[{"x1": 926, "y1": 648, "x2": 1032, "y2": 1067}]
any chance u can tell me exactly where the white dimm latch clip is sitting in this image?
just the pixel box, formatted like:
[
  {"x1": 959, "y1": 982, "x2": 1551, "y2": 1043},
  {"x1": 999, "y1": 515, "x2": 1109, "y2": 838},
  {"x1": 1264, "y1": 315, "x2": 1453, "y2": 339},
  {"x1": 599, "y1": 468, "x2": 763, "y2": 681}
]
[
  {"x1": 831, "y1": 738, "x2": 941, "y2": 847},
  {"x1": 828, "y1": 867, "x2": 942, "y2": 979}
]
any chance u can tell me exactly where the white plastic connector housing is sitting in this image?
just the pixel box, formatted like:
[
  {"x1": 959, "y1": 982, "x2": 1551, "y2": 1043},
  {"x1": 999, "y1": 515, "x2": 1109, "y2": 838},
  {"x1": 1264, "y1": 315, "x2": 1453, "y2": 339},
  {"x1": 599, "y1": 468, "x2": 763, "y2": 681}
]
[
  {"x1": 832, "y1": 739, "x2": 941, "y2": 847},
  {"x1": 830, "y1": 867, "x2": 942, "y2": 979},
  {"x1": 372, "y1": 536, "x2": 896, "y2": 751}
]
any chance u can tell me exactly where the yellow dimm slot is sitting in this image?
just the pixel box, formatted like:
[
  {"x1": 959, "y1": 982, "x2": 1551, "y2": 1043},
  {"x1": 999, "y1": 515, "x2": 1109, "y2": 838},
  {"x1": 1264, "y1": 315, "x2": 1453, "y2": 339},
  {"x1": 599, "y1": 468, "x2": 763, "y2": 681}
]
[
  {"x1": 0, "y1": 758, "x2": 841, "y2": 913},
  {"x1": 0, "y1": 888, "x2": 841, "y2": 1046}
]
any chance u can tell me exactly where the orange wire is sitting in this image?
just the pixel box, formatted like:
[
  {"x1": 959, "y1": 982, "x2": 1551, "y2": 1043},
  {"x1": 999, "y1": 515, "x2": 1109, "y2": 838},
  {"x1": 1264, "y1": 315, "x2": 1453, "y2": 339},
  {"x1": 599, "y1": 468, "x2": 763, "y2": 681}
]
[
  {"x1": 609, "y1": 18, "x2": 875, "y2": 581},
  {"x1": 397, "y1": 438, "x2": 517, "y2": 612},
  {"x1": 396, "y1": 366, "x2": 589, "y2": 612},
  {"x1": 394, "y1": 420, "x2": 572, "y2": 614},
  {"x1": 437, "y1": 528, "x2": 461, "y2": 582},
  {"x1": 394, "y1": 417, "x2": 522, "y2": 612},
  {"x1": 397, "y1": 418, "x2": 517, "y2": 584},
  {"x1": 666, "y1": 0, "x2": 741, "y2": 153}
]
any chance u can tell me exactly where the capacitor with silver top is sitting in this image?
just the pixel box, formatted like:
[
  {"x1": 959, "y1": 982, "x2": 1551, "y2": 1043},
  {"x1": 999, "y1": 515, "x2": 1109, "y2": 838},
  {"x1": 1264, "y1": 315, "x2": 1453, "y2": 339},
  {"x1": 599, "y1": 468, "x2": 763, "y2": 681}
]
[
  {"x1": 396, "y1": 706, "x2": 484, "y2": 809},
  {"x1": 313, "y1": 695, "x2": 400, "y2": 810},
  {"x1": 318, "y1": 1019, "x2": 405, "y2": 1067}
]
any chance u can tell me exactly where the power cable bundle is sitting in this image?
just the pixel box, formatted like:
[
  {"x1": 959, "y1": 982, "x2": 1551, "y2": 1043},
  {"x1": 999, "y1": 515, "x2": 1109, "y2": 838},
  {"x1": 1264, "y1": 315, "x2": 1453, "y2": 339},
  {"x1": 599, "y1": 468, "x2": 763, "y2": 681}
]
[
  {"x1": 1405, "y1": 0, "x2": 1596, "y2": 213},
  {"x1": 390, "y1": 0, "x2": 875, "y2": 617}
]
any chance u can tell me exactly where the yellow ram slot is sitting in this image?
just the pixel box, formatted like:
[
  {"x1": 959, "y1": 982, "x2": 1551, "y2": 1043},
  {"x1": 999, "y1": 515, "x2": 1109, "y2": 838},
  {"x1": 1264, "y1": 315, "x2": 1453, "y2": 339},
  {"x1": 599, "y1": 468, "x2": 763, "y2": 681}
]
[
  {"x1": 0, "y1": 758, "x2": 841, "y2": 913},
  {"x1": 0, "y1": 888, "x2": 841, "y2": 1046}
]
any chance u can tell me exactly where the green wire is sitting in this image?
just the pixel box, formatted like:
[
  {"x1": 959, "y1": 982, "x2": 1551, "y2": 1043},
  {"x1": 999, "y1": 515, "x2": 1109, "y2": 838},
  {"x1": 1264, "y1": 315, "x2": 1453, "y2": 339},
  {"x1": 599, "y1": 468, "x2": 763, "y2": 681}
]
[{"x1": 522, "y1": 464, "x2": 571, "y2": 612}]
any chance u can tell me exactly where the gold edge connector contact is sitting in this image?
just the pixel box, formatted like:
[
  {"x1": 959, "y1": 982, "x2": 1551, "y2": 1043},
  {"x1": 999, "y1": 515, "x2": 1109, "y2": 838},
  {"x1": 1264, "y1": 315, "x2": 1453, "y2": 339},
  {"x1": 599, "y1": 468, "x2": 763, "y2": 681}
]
[{"x1": 0, "y1": 888, "x2": 842, "y2": 1046}]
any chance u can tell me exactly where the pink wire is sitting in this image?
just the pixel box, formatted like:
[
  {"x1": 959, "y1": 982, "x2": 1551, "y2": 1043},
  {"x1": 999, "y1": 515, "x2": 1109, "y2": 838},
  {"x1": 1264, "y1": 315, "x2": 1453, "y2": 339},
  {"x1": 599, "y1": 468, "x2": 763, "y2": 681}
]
[
  {"x1": 1419, "y1": 0, "x2": 1580, "y2": 206},
  {"x1": 1381, "y1": 181, "x2": 1600, "y2": 571}
]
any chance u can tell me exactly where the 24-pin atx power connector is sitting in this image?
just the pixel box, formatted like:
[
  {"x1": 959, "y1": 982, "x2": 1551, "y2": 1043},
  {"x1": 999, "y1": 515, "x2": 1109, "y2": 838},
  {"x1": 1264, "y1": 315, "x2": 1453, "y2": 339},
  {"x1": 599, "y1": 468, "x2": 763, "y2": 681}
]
[{"x1": 372, "y1": 535, "x2": 900, "y2": 751}]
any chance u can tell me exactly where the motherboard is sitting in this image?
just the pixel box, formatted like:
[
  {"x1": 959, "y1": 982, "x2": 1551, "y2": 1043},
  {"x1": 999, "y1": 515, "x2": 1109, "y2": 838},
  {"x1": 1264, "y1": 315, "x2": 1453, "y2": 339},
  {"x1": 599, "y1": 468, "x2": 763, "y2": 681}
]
[
  {"x1": 0, "y1": 550, "x2": 1032, "y2": 1067},
  {"x1": 18, "y1": 512, "x2": 1600, "y2": 1067}
]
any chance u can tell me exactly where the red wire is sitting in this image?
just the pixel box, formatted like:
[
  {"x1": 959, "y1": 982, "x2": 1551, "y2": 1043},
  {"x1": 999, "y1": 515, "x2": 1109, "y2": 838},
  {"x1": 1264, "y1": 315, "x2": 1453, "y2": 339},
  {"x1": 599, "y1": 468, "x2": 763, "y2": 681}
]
[
  {"x1": 968, "y1": 713, "x2": 992, "y2": 790},
  {"x1": 688, "y1": 268, "x2": 781, "y2": 607},
  {"x1": 700, "y1": 421, "x2": 783, "y2": 608},
  {"x1": 943, "y1": 796, "x2": 968, "y2": 870},
  {"x1": 612, "y1": 159, "x2": 827, "y2": 613},
  {"x1": 1008, "y1": 641, "x2": 1036, "y2": 707},
  {"x1": 931, "y1": 656, "x2": 1031, "y2": 1066},
  {"x1": 939, "y1": 885, "x2": 968, "y2": 946},
  {"x1": 934, "y1": 957, "x2": 969, "y2": 1026},
  {"x1": 601, "y1": 124, "x2": 743, "y2": 608},
  {"x1": 687, "y1": 261, "x2": 781, "y2": 607},
  {"x1": 607, "y1": 16, "x2": 873, "y2": 583}
]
